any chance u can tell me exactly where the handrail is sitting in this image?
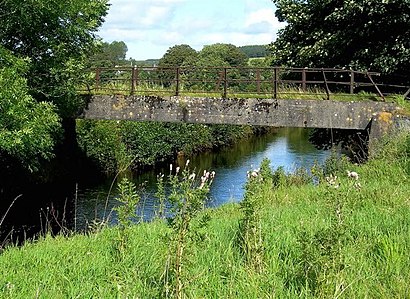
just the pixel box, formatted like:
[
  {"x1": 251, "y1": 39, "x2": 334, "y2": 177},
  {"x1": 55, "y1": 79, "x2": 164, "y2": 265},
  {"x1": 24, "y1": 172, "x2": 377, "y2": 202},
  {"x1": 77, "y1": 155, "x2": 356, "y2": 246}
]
[{"x1": 80, "y1": 66, "x2": 409, "y2": 101}]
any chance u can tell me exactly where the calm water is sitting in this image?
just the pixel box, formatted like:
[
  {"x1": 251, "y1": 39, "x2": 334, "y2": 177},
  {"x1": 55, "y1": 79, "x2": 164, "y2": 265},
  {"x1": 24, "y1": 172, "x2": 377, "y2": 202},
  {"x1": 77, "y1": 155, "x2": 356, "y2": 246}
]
[
  {"x1": 0, "y1": 128, "x2": 328, "y2": 241},
  {"x1": 74, "y1": 127, "x2": 329, "y2": 228}
]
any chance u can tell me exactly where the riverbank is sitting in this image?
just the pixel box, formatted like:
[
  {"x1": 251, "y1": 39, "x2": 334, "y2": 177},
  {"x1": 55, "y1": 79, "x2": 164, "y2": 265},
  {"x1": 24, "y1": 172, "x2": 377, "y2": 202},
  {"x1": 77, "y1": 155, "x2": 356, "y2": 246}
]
[{"x1": 1, "y1": 130, "x2": 409, "y2": 298}]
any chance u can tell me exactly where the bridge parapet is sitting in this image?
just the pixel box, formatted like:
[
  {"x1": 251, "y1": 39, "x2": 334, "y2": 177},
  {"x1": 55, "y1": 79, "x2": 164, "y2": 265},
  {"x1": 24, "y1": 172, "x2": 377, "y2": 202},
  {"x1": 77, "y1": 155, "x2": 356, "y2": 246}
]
[{"x1": 81, "y1": 95, "x2": 401, "y2": 130}]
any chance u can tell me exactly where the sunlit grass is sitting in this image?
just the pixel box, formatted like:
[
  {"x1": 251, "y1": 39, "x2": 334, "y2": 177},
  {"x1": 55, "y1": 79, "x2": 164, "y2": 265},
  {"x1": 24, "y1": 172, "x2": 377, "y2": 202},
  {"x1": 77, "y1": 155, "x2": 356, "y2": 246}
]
[{"x1": 1, "y1": 131, "x2": 409, "y2": 298}]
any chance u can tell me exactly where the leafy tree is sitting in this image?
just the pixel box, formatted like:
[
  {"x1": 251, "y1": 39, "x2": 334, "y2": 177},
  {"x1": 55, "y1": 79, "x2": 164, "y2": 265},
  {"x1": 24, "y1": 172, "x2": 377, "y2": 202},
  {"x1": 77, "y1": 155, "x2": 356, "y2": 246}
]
[
  {"x1": 157, "y1": 45, "x2": 198, "y2": 86},
  {"x1": 89, "y1": 41, "x2": 128, "y2": 67},
  {"x1": 158, "y1": 44, "x2": 198, "y2": 68},
  {"x1": 239, "y1": 45, "x2": 268, "y2": 58},
  {"x1": 0, "y1": 0, "x2": 109, "y2": 117},
  {"x1": 0, "y1": 47, "x2": 61, "y2": 171},
  {"x1": 199, "y1": 43, "x2": 248, "y2": 67},
  {"x1": 270, "y1": 0, "x2": 410, "y2": 82}
]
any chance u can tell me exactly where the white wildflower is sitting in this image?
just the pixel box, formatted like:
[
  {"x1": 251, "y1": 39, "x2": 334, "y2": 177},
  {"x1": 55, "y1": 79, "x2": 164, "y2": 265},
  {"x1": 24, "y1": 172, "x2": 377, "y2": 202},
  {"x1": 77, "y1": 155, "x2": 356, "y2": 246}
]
[{"x1": 347, "y1": 170, "x2": 359, "y2": 180}]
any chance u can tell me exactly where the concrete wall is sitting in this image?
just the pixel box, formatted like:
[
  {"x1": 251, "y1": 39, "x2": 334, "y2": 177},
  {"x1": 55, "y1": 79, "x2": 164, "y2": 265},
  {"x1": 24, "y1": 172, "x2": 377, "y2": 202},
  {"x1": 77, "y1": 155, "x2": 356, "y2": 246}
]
[{"x1": 80, "y1": 95, "x2": 401, "y2": 130}]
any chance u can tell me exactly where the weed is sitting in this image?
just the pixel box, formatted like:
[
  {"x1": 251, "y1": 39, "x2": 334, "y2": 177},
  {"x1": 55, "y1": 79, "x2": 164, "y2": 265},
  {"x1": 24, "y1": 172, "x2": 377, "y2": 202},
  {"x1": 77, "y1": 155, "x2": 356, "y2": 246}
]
[
  {"x1": 238, "y1": 158, "x2": 273, "y2": 272},
  {"x1": 113, "y1": 178, "x2": 140, "y2": 259},
  {"x1": 161, "y1": 162, "x2": 214, "y2": 298}
]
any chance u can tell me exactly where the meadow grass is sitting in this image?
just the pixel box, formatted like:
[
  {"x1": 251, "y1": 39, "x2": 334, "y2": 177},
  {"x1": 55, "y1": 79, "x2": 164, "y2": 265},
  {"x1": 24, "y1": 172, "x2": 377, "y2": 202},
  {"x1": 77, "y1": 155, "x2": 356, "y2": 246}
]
[{"x1": 1, "y1": 131, "x2": 409, "y2": 298}]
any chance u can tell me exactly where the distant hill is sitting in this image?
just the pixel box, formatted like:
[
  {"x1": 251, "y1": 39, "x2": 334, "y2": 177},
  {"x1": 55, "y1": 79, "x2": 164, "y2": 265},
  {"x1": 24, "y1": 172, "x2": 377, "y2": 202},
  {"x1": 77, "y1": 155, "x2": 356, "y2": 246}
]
[
  {"x1": 131, "y1": 59, "x2": 160, "y2": 66},
  {"x1": 238, "y1": 45, "x2": 268, "y2": 58}
]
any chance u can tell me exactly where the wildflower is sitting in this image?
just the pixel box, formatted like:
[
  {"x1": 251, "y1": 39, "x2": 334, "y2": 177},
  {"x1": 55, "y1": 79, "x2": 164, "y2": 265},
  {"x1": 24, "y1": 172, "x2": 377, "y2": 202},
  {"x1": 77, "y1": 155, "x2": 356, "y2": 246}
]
[
  {"x1": 354, "y1": 182, "x2": 362, "y2": 190},
  {"x1": 325, "y1": 175, "x2": 340, "y2": 189},
  {"x1": 170, "y1": 164, "x2": 173, "y2": 172},
  {"x1": 186, "y1": 159, "x2": 190, "y2": 167},
  {"x1": 189, "y1": 173, "x2": 196, "y2": 180},
  {"x1": 347, "y1": 170, "x2": 359, "y2": 180},
  {"x1": 176, "y1": 167, "x2": 180, "y2": 174}
]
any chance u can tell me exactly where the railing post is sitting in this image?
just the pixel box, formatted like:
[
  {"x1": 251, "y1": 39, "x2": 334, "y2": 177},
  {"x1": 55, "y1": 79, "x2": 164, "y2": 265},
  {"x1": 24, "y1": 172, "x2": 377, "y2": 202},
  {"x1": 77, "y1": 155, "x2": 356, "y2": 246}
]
[
  {"x1": 350, "y1": 70, "x2": 355, "y2": 94},
  {"x1": 321, "y1": 68, "x2": 330, "y2": 100},
  {"x1": 273, "y1": 67, "x2": 279, "y2": 99},
  {"x1": 223, "y1": 67, "x2": 227, "y2": 98},
  {"x1": 95, "y1": 67, "x2": 101, "y2": 91},
  {"x1": 366, "y1": 72, "x2": 385, "y2": 101},
  {"x1": 131, "y1": 66, "x2": 137, "y2": 95},
  {"x1": 175, "y1": 67, "x2": 180, "y2": 96},
  {"x1": 302, "y1": 68, "x2": 307, "y2": 92},
  {"x1": 256, "y1": 69, "x2": 261, "y2": 93}
]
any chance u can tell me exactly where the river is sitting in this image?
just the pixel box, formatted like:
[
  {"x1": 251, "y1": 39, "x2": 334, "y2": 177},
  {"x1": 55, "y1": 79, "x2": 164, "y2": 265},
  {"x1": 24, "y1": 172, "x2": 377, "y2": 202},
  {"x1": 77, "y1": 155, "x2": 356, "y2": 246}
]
[
  {"x1": 74, "y1": 127, "x2": 329, "y2": 228},
  {"x1": 0, "y1": 127, "x2": 329, "y2": 242}
]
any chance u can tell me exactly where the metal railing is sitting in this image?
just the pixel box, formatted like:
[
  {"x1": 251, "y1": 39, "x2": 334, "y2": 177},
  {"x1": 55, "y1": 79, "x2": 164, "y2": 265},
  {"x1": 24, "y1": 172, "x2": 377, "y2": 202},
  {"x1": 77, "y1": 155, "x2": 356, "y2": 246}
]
[{"x1": 80, "y1": 66, "x2": 410, "y2": 101}]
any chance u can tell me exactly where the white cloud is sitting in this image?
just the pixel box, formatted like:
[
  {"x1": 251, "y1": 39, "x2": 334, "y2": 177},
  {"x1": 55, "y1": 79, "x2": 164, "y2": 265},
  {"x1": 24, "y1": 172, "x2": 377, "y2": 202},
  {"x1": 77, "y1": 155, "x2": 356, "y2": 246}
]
[{"x1": 98, "y1": 0, "x2": 284, "y2": 59}]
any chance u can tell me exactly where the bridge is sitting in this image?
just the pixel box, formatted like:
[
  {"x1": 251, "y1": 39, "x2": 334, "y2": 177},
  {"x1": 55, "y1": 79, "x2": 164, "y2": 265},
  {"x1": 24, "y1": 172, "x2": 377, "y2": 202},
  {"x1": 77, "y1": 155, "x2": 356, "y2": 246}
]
[{"x1": 79, "y1": 66, "x2": 408, "y2": 147}]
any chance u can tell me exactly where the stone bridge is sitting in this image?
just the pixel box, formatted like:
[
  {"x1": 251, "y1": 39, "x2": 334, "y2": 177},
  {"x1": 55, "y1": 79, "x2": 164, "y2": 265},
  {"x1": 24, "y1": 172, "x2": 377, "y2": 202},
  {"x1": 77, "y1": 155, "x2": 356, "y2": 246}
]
[{"x1": 80, "y1": 95, "x2": 402, "y2": 149}]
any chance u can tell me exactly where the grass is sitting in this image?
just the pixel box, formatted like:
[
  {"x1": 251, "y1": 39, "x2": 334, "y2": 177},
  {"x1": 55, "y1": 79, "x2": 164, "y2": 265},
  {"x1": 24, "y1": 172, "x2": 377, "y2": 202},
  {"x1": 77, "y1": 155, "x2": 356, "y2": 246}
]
[
  {"x1": 1, "y1": 131, "x2": 410, "y2": 298},
  {"x1": 78, "y1": 81, "x2": 395, "y2": 101}
]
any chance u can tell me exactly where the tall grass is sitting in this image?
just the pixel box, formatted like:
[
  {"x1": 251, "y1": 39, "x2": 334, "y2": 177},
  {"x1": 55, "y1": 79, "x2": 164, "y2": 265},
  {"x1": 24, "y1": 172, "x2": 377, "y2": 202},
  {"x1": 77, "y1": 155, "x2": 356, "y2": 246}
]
[{"x1": 1, "y1": 131, "x2": 409, "y2": 298}]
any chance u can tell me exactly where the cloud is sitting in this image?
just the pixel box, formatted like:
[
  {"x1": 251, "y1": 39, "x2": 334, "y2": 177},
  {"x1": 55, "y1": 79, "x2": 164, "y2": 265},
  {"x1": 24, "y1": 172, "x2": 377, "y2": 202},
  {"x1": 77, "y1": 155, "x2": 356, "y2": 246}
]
[{"x1": 98, "y1": 0, "x2": 284, "y2": 59}]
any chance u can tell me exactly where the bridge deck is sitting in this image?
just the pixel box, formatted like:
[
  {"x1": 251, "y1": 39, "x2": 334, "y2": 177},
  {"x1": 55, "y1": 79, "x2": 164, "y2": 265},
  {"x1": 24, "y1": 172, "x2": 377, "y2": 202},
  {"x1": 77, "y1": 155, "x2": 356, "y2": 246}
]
[{"x1": 81, "y1": 95, "x2": 400, "y2": 130}]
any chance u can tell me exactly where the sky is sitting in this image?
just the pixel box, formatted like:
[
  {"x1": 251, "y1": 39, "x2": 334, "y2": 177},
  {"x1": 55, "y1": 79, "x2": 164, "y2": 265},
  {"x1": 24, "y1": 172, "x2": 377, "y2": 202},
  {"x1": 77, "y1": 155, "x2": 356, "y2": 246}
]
[{"x1": 97, "y1": 0, "x2": 284, "y2": 60}]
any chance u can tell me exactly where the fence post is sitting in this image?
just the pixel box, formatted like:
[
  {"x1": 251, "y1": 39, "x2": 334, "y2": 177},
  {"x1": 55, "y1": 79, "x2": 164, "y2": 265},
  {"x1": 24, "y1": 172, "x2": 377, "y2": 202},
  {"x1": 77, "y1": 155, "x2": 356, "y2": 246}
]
[
  {"x1": 256, "y1": 69, "x2": 261, "y2": 94},
  {"x1": 223, "y1": 67, "x2": 228, "y2": 98},
  {"x1": 175, "y1": 67, "x2": 180, "y2": 96},
  {"x1": 350, "y1": 70, "x2": 355, "y2": 94},
  {"x1": 321, "y1": 69, "x2": 330, "y2": 100},
  {"x1": 131, "y1": 66, "x2": 137, "y2": 95},
  {"x1": 366, "y1": 72, "x2": 385, "y2": 101},
  {"x1": 273, "y1": 67, "x2": 279, "y2": 99},
  {"x1": 95, "y1": 68, "x2": 101, "y2": 91},
  {"x1": 302, "y1": 68, "x2": 307, "y2": 92}
]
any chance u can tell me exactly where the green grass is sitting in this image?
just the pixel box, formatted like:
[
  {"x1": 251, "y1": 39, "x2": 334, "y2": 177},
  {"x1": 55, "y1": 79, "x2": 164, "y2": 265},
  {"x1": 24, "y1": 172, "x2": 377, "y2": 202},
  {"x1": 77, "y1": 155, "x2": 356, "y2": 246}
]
[{"x1": 1, "y1": 131, "x2": 410, "y2": 298}]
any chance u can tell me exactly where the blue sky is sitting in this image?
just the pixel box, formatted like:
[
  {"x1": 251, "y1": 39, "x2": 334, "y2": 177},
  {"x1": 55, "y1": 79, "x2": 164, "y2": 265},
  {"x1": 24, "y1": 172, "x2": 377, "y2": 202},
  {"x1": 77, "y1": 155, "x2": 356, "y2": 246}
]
[{"x1": 98, "y1": 0, "x2": 284, "y2": 60}]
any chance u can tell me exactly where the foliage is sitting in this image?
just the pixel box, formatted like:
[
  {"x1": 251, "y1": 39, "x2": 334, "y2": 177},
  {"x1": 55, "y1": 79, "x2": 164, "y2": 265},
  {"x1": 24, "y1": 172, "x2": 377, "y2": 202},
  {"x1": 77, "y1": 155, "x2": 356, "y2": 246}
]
[
  {"x1": 75, "y1": 120, "x2": 131, "y2": 174},
  {"x1": 199, "y1": 43, "x2": 248, "y2": 67},
  {"x1": 157, "y1": 45, "x2": 198, "y2": 86},
  {"x1": 238, "y1": 158, "x2": 272, "y2": 272},
  {"x1": 0, "y1": 0, "x2": 109, "y2": 117},
  {"x1": 158, "y1": 44, "x2": 198, "y2": 68},
  {"x1": 88, "y1": 41, "x2": 128, "y2": 67},
  {"x1": 162, "y1": 163, "x2": 214, "y2": 298},
  {"x1": 0, "y1": 47, "x2": 61, "y2": 171},
  {"x1": 270, "y1": 0, "x2": 410, "y2": 83},
  {"x1": 112, "y1": 178, "x2": 140, "y2": 259},
  {"x1": 238, "y1": 45, "x2": 268, "y2": 58},
  {"x1": 76, "y1": 119, "x2": 252, "y2": 174}
]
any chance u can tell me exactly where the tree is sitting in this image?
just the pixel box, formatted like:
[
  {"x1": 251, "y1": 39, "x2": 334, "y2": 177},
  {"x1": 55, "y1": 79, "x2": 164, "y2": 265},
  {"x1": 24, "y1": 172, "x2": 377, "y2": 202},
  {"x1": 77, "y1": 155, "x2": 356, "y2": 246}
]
[
  {"x1": 269, "y1": 0, "x2": 410, "y2": 82},
  {"x1": 238, "y1": 45, "x2": 268, "y2": 58},
  {"x1": 89, "y1": 41, "x2": 128, "y2": 67},
  {"x1": 158, "y1": 44, "x2": 198, "y2": 68},
  {"x1": 0, "y1": 0, "x2": 109, "y2": 117},
  {"x1": 157, "y1": 44, "x2": 198, "y2": 86},
  {"x1": 0, "y1": 46, "x2": 61, "y2": 171},
  {"x1": 199, "y1": 43, "x2": 248, "y2": 67}
]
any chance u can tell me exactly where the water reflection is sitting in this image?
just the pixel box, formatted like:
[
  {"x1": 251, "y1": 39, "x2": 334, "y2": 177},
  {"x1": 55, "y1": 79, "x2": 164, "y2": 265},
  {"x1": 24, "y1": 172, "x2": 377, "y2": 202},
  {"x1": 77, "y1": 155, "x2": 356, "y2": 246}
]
[{"x1": 76, "y1": 128, "x2": 329, "y2": 227}]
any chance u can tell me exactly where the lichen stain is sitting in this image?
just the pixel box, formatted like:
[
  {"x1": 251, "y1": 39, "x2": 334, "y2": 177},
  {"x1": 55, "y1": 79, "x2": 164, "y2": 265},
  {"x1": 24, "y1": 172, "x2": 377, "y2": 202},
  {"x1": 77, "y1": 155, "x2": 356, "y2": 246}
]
[
  {"x1": 378, "y1": 112, "x2": 393, "y2": 124},
  {"x1": 112, "y1": 95, "x2": 126, "y2": 110}
]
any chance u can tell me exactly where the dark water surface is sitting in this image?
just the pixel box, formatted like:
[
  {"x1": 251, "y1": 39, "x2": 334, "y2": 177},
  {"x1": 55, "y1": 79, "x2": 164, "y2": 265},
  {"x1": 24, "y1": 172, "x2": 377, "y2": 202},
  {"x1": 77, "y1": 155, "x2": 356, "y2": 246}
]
[{"x1": 0, "y1": 128, "x2": 328, "y2": 242}]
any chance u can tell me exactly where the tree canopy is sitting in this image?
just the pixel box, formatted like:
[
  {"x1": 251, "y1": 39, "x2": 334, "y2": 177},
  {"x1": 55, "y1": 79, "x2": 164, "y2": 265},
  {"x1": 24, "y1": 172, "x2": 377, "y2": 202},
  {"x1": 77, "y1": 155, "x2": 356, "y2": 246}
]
[
  {"x1": 158, "y1": 44, "x2": 198, "y2": 68},
  {"x1": 199, "y1": 43, "x2": 248, "y2": 67},
  {"x1": 89, "y1": 41, "x2": 128, "y2": 67},
  {"x1": 238, "y1": 45, "x2": 268, "y2": 58},
  {"x1": 0, "y1": 0, "x2": 109, "y2": 116},
  {"x1": 0, "y1": 47, "x2": 61, "y2": 171},
  {"x1": 270, "y1": 0, "x2": 410, "y2": 81},
  {"x1": 0, "y1": 0, "x2": 108, "y2": 170}
]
